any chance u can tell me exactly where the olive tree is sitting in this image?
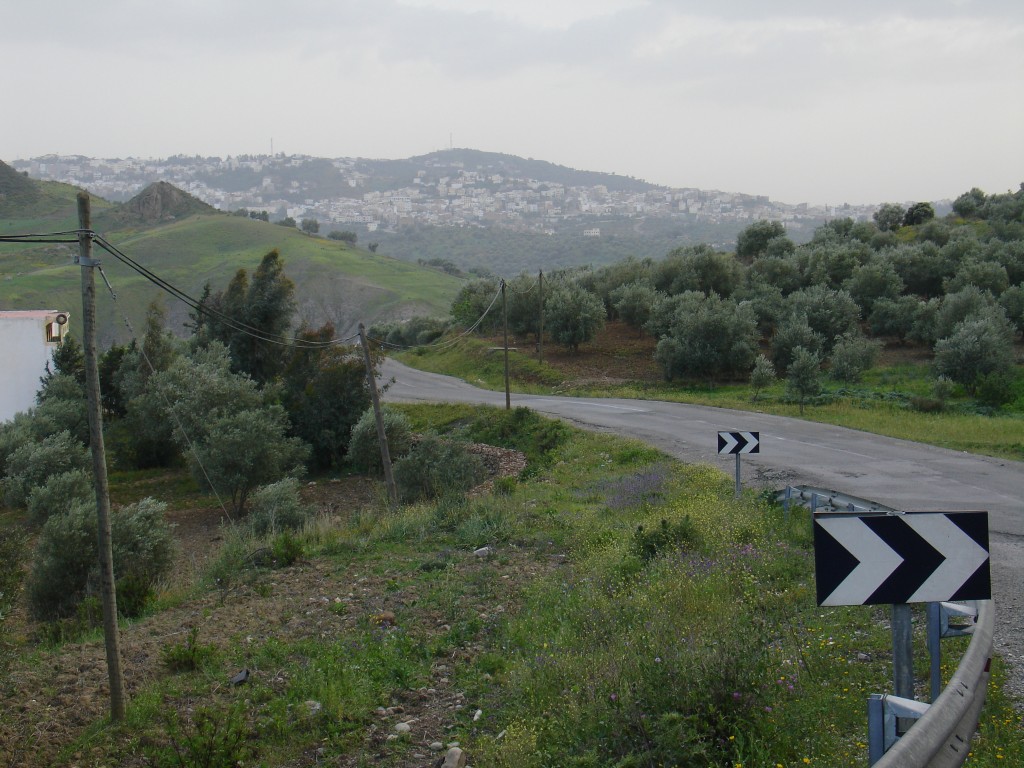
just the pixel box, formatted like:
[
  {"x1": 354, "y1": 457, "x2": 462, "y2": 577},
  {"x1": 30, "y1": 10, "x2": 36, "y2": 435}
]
[
  {"x1": 611, "y1": 281, "x2": 660, "y2": 337},
  {"x1": 873, "y1": 203, "x2": 906, "y2": 232},
  {"x1": 786, "y1": 285, "x2": 861, "y2": 353},
  {"x1": 736, "y1": 220, "x2": 787, "y2": 262},
  {"x1": 544, "y1": 283, "x2": 606, "y2": 353},
  {"x1": 193, "y1": 406, "x2": 310, "y2": 516},
  {"x1": 933, "y1": 309, "x2": 1016, "y2": 394},
  {"x1": 843, "y1": 258, "x2": 904, "y2": 316},
  {"x1": 771, "y1": 316, "x2": 825, "y2": 374},
  {"x1": 786, "y1": 347, "x2": 822, "y2": 415},
  {"x1": 653, "y1": 294, "x2": 758, "y2": 382},
  {"x1": 750, "y1": 355, "x2": 776, "y2": 402},
  {"x1": 829, "y1": 333, "x2": 881, "y2": 383}
]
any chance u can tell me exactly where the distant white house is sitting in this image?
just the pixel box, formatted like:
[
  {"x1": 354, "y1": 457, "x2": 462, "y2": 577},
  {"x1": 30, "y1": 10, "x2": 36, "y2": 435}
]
[
  {"x1": 0, "y1": 310, "x2": 70, "y2": 423},
  {"x1": 583, "y1": 228, "x2": 601, "y2": 237}
]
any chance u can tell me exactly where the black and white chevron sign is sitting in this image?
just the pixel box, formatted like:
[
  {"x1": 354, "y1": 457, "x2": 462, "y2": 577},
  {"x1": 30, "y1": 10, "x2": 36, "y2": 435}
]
[
  {"x1": 813, "y1": 511, "x2": 990, "y2": 606},
  {"x1": 718, "y1": 430, "x2": 759, "y2": 455}
]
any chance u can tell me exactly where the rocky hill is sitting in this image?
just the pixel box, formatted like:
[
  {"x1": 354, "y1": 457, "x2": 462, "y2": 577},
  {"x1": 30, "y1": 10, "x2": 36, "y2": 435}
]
[
  {"x1": 0, "y1": 160, "x2": 40, "y2": 214},
  {"x1": 117, "y1": 181, "x2": 218, "y2": 224}
]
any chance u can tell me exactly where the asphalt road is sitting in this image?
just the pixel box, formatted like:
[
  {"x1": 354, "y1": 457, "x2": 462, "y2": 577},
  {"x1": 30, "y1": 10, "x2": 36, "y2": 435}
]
[{"x1": 381, "y1": 359, "x2": 1024, "y2": 699}]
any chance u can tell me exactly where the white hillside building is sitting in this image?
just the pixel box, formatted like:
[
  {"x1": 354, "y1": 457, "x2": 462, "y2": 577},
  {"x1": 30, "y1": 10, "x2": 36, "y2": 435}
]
[{"x1": 0, "y1": 310, "x2": 70, "y2": 422}]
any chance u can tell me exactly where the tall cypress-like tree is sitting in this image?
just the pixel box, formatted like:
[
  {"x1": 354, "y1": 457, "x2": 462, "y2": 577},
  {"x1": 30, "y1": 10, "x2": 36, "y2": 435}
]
[{"x1": 197, "y1": 249, "x2": 295, "y2": 383}]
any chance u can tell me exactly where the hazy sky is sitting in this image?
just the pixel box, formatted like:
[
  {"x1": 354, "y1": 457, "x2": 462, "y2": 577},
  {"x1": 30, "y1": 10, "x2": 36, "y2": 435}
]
[{"x1": 4, "y1": 0, "x2": 1022, "y2": 204}]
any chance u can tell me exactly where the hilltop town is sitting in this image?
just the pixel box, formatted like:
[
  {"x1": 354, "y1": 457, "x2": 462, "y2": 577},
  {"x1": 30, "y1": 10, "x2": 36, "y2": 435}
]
[{"x1": 12, "y1": 150, "x2": 890, "y2": 244}]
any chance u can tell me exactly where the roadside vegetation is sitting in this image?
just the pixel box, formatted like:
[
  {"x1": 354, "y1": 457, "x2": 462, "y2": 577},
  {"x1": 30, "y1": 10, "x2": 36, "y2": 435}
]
[{"x1": 1, "y1": 404, "x2": 1019, "y2": 766}]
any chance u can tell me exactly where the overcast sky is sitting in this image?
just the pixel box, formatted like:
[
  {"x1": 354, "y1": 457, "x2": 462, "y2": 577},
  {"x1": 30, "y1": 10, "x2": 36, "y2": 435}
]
[{"x1": 4, "y1": 0, "x2": 1022, "y2": 205}]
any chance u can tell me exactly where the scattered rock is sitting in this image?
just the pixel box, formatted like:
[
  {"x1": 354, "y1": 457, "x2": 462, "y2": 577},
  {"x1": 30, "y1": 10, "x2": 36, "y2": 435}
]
[
  {"x1": 442, "y1": 746, "x2": 468, "y2": 768},
  {"x1": 472, "y1": 708, "x2": 483, "y2": 721},
  {"x1": 229, "y1": 669, "x2": 250, "y2": 686},
  {"x1": 474, "y1": 546, "x2": 493, "y2": 558},
  {"x1": 304, "y1": 700, "x2": 322, "y2": 716},
  {"x1": 395, "y1": 722, "x2": 412, "y2": 734},
  {"x1": 430, "y1": 741, "x2": 444, "y2": 752}
]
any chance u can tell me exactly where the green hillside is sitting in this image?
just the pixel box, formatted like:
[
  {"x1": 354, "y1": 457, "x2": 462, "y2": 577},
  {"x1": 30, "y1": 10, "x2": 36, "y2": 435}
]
[{"x1": 0, "y1": 175, "x2": 461, "y2": 346}]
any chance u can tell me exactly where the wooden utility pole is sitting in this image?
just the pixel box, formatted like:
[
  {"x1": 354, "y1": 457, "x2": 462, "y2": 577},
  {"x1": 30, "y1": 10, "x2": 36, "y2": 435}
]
[
  {"x1": 501, "y1": 279, "x2": 510, "y2": 410},
  {"x1": 358, "y1": 324, "x2": 398, "y2": 504},
  {"x1": 77, "y1": 191, "x2": 126, "y2": 721},
  {"x1": 537, "y1": 270, "x2": 544, "y2": 364}
]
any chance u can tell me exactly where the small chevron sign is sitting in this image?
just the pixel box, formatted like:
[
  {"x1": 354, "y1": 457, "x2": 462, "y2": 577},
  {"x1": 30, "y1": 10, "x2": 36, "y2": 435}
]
[
  {"x1": 814, "y1": 511, "x2": 990, "y2": 606},
  {"x1": 718, "y1": 430, "x2": 760, "y2": 455}
]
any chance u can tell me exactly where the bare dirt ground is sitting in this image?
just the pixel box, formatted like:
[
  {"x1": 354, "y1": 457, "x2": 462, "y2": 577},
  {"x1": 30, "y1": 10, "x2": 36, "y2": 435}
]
[
  {"x1": 0, "y1": 448, "x2": 532, "y2": 768},
  {"x1": 517, "y1": 320, "x2": 660, "y2": 387}
]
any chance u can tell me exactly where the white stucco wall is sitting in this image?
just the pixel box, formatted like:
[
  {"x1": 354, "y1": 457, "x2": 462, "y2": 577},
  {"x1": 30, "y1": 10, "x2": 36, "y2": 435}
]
[{"x1": 0, "y1": 310, "x2": 69, "y2": 423}]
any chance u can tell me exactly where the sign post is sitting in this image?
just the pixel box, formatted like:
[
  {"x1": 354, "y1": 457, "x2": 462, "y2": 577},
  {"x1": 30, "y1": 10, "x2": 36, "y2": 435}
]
[{"x1": 717, "y1": 430, "x2": 759, "y2": 498}]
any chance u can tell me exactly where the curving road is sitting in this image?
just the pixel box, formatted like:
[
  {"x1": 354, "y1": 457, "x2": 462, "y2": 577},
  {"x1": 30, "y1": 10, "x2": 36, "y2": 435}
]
[{"x1": 381, "y1": 359, "x2": 1024, "y2": 699}]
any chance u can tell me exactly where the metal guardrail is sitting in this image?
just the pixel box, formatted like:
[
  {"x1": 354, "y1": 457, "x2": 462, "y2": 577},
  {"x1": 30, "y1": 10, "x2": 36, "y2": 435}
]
[
  {"x1": 781, "y1": 486, "x2": 995, "y2": 768},
  {"x1": 778, "y1": 484, "x2": 898, "y2": 513},
  {"x1": 873, "y1": 600, "x2": 993, "y2": 768}
]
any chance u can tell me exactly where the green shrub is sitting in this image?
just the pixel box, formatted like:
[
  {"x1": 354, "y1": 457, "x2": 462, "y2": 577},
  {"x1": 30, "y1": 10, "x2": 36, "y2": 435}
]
[
  {"x1": 347, "y1": 407, "x2": 413, "y2": 474},
  {"x1": 0, "y1": 414, "x2": 34, "y2": 478},
  {"x1": 26, "y1": 469, "x2": 94, "y2": 525},
  {"x1": 976, "y1": 370, "x2": 1017, "y2": 408},
  {"x1": 147, "y1": 704, "x2": 254, "y2": 768},
  {"x1": 2, "y1": 430, "x2": 91, "y2": 508},
  {"x1": 270, "y1": 530, "x2": 304, "y2": 567},
  {"x1": 632, "y1": 517, "x2": 700, "y2": 562},
  {"x1": 27, "y1": 497, "x2": 175, "y2": 620},
  {"x1": 393, "y1": 435, "x2": 485, "y2": 503},
  {"x1": 248, "y1": 477, "x2": 310, "y2": 535},
  {"x1": 161, "y1": 626, "x2": 218, "y2": 673}
]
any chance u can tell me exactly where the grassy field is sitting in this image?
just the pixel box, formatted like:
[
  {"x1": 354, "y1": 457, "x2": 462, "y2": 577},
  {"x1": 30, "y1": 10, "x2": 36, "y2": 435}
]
[
  {"x1": 395, "y1": 327, "x2": 1024, "y2": 462},
  {"x1": 1, "y1": 199, "x2": 462, "y2": 346},
  {"x1": 0, "y1": 405, "x2": 1019, "y2": 766}
]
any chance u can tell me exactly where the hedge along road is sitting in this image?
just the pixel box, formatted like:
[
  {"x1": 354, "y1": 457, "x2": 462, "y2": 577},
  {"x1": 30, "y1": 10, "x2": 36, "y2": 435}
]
[{"x1": 381, "y1": 358, "x2": 1024, "y2": 701}]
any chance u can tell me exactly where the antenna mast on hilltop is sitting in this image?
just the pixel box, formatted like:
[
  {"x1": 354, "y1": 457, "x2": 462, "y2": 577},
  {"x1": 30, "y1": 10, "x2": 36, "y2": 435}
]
[{"x1": 270, "y1": 137, "x2": 274, "y2": 156}]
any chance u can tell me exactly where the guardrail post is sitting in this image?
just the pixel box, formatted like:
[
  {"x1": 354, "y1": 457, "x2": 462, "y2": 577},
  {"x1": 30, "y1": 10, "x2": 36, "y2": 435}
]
[
  {"x1": 892, "y1": 604, "x2": 914, "y2": 733},
  {"x1": 927, "y1": 602, "x2": 942, "y2": 703},
  {"x1": 927, "y1": 601, "x2": 978, "y2": 702},
  {"x1": 868, "y1": 694, "x2": 886, "y2": 765}
]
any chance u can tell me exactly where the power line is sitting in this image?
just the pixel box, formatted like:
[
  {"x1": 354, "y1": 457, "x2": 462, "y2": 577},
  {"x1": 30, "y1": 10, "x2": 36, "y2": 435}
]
[
  {"x1": 366, "y1": 283, "x2": 502, "y2": 352},
  {"x1": 92, "y1": 234, "x2": 358, "y2": 349}
]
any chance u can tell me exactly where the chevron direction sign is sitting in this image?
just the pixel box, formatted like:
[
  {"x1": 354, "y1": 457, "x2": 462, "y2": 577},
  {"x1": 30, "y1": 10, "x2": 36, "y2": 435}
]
[
  {"x1": 814, "y1": 511, "x2": 990, "y2": 606},
  {"x1": 718, "y1": 431, "x2": 759, "y2": 455}
]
